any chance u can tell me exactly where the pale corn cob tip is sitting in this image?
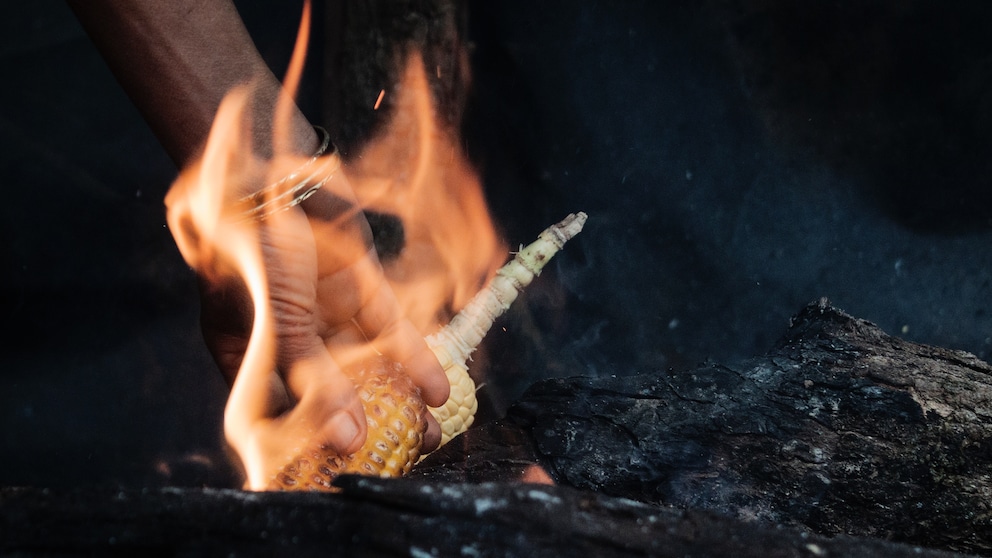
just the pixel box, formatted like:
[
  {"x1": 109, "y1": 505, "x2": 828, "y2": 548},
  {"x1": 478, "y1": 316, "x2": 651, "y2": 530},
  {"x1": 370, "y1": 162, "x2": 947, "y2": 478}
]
[{"x1": 551, "y1": 212, "x2": 588, "y2": 245}]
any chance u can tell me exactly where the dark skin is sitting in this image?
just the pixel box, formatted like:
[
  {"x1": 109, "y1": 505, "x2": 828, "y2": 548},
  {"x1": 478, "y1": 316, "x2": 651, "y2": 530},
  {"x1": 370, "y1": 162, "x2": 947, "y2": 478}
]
[{"x1": 67, "y1": 1, "x2": 449, "y2": 480}]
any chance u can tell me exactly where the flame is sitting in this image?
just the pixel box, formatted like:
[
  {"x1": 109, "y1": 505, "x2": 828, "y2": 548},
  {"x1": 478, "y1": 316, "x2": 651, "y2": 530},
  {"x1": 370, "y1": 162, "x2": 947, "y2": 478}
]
[
  {"x1": 165, "y1": 87, "x2": 278, "y2": 490},
  {"x1": 345, "y1": 52, "x2": 506, "y2": 333},
  {"x1": 520, "y1": 464, "x2": 556, "y2": 486},
  {"x1": 164, "y1": 3, "x2": 504, "y2": 489}
]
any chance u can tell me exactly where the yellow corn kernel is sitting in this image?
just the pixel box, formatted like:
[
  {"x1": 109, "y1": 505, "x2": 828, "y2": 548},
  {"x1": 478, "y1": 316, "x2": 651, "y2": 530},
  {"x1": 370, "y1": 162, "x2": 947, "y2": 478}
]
[{"x1": 268, "y1": 355, "x2": 426, "y2": 491}]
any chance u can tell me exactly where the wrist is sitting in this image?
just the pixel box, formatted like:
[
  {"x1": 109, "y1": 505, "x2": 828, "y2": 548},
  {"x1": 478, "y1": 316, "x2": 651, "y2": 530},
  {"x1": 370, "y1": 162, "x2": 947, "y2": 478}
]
[{"x1": 237, "y1": 126, "x2": 339, "y2": 222}]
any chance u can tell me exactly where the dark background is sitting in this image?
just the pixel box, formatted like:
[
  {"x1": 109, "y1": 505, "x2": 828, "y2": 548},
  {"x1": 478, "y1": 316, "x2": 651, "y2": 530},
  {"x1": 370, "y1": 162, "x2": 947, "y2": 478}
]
[{"x1": 2, "y1": 0, "x2": 991, "y2": 488}]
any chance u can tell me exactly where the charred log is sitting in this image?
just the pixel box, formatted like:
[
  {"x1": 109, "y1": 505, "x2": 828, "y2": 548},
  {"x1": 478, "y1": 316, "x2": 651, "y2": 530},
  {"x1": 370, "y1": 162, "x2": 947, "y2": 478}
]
[
  {"x1": 0, "y1": 480, "x2": 971, "y2": 557},
  {"x1": 418, "y1": 299, "x2": 992, "y2": 555}
]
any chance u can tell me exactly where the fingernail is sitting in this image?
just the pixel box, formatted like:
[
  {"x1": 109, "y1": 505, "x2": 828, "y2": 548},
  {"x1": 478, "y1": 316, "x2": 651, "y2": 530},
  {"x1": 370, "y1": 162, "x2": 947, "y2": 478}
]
[{"x1": 328, "y1": 412, "x2": 362, "y2": 452}]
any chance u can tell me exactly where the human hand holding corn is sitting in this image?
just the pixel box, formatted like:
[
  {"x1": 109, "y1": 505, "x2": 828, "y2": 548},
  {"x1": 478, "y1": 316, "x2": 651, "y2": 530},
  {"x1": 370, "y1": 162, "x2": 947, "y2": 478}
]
[
  {"x1": 270, "y1": 212, "x2": 587, "y2": 490},
  {"x1": 175, "y1": 144, "x2": 450, "y2": 488}
]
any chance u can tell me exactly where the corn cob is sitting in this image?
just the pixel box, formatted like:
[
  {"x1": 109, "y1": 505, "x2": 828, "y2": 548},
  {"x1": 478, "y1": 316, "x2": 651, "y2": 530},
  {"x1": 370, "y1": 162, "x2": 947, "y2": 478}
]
[
  {"x1": 268, "y1": 355, "x2": 427, "y2": 490},
  {"x1": 269, "y1": 212, "x2": 588, "y2": 490},
  {"x1": 425, "y1": 211, "x2": 588, "y2": 446}
]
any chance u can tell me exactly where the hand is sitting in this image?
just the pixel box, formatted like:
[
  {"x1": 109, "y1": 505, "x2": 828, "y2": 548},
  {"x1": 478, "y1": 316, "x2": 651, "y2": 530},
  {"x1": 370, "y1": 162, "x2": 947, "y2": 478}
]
[
  {"x1": 68, "y1": 0, "x2": 448, "y2": 487},
  {"x1": 196, "y1": 162, "x2": 449, "y2": 485}
]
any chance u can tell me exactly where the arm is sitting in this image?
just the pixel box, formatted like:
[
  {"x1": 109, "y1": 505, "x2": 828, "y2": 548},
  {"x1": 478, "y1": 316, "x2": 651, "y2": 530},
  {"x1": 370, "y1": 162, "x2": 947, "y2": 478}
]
[{"x1": 66, "y1": 0, "x2": 317, "y2": 166}]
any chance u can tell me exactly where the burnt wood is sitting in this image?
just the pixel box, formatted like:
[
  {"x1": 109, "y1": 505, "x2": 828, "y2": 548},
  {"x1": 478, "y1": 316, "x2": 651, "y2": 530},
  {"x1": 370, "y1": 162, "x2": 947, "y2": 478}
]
[
  {"x1": 417, "y1": 299, "x2": 992, "y2": 555},
  {"x1": 0, "y1": 480, "x2": 971, "y2": 557}
]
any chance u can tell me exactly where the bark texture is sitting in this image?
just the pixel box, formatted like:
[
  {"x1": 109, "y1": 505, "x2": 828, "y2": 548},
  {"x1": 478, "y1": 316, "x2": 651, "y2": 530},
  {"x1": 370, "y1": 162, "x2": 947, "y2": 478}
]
[
  {"x1": 0, "y1": 480, "x2": 971, "y2": 557},
  {"x1": 417, "y1": 299, "x2": 992, "y2": 555}
]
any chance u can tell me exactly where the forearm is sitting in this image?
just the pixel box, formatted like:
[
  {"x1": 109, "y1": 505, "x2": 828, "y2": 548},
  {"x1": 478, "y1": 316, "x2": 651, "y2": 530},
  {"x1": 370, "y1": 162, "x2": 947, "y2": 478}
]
[{"x1": 67, "y1": 0, "x2": 317, "y2": 167}]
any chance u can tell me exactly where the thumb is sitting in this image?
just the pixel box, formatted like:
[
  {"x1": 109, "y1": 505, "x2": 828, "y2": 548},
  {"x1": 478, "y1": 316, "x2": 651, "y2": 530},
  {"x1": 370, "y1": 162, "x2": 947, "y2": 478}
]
[{"x1": 280, "y1": 340, "x2": 368, "y2": 456}]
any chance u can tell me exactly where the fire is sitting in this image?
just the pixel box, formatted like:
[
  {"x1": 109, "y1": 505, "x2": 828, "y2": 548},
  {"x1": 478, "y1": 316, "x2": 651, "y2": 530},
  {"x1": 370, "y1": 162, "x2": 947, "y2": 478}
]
[
  {"x1": 345, "y1": 53, "x2": 506, "y2": 333},
  {"x1": 163, "y1": 2, "x2": 504, "y2": 489},
  {"x1": 165, "y1": 86, "x2": 281, "y2": 490}
]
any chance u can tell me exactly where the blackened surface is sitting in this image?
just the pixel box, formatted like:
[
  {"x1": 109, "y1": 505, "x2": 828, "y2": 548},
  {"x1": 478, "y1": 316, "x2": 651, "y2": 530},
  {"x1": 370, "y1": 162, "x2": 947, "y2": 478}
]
[
  {"x1": 465, "y1": 301, "x2": 990, "y2": 555},
  {"x1": 410, "y1": 417, "x2": 543, "y2": 483},
  {"x1": 0, "y1": 481, "x2": 973, "y2": 558}
]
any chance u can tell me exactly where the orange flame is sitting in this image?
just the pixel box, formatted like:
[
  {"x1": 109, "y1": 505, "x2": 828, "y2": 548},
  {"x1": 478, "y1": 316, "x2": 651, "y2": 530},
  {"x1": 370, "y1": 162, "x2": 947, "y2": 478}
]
[
  {"x1": 164, "y1": 3, "x2": 504, "y2": 489},
  {"x1": 165, "y1": 87, "x2": 278, "y2": 490},
  {"x1": 346, "y1": 52, "x2": 506, "y2": 333}
]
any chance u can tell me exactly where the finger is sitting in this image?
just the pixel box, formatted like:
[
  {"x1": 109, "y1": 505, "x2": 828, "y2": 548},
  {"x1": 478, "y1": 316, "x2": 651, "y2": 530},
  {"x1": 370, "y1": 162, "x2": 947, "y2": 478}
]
[
  {"x1": 316, "y1": 397, "x2": 367, "y2": 456},
  {"x1": 312, "y1": 254, "x2": 449, "y2": 407},
  {"x1": 257, "y1": 206, "x2": 373, "y2": 456},
  {"x1": 323, "y1": 263, "x2": 448, "y2": 404},
  {"x1": 353, "y1": 300, "x2": 449, "y2": 408},
  {"x1": 313, "y1": 250, "x2": 382, "y2": 332},
  {"x1": 196, "y1": 275, "x2": 253, "y2": 387},
  {"x1": 375, "y1": 319, "x2": 449, "y2": 408},
  {"x1": 288, "y1": 352, "x2": 368, "y2": 455},
  {"x1": 321, "y1": 321, "x2": 376, "y2": 369},
  {"x1": 322, "y1": 316, "x2": 448, "y2": 415},
  {"x1": 306, "y1": 193, "x2": 376, "y2": 279},
  {"x1": 422, "y1": 408, "x2": 441, "y2": 453}
]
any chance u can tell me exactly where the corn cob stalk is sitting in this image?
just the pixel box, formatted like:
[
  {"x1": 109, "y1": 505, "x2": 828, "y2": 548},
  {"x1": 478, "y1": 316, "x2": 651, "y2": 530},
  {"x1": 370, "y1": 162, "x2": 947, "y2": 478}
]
[
  {"x1": 269, "y1": 211, "x2": 587, "y2": 490},
  {"x1": 426, "y1": 211, "x2": 588, "y2": 446}
]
